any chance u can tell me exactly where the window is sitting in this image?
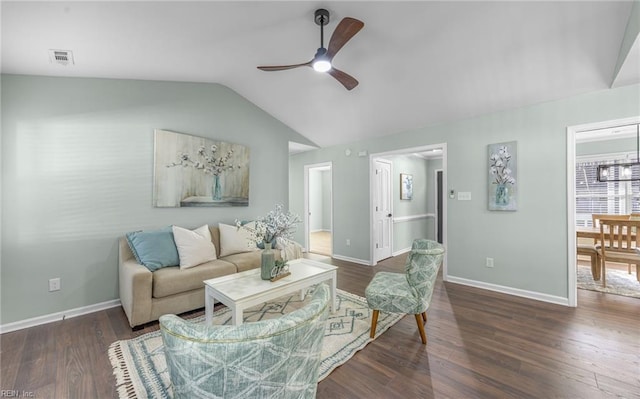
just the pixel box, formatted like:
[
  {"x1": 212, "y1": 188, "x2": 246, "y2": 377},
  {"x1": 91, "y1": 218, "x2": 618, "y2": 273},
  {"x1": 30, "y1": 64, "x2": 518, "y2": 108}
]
[{"x1": 576, "y1": 153, "x2": 640, "y2": 227}]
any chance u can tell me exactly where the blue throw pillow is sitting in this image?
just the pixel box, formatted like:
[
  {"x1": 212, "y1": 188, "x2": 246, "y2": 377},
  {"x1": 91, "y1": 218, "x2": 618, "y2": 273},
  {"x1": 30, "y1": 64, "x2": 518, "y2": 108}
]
[{"x1": 126, "y1": 226, "x2": 179, "y2": 271}]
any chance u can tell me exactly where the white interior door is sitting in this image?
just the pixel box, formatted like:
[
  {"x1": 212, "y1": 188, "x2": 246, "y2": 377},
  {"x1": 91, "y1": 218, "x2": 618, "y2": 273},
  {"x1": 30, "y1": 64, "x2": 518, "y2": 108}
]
[{"x1": 374, "y1": 159, "x2": 392, "y2": 261}]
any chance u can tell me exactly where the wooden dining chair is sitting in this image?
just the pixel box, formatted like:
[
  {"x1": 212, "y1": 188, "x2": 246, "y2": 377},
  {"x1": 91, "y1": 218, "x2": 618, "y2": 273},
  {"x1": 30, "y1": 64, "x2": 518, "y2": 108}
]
[
  {"x1": 591, "y1": 214, "x2": 630, "y2": 239},
  {"x1": 597, "y1": 218, "x2": 640, "y2": 287},
  {"x1": 577, "y1": 244, "x2": 601, "y2": 280},
  {"x1": 592, "y1": 214, "x2": 633, "y2": 273}
]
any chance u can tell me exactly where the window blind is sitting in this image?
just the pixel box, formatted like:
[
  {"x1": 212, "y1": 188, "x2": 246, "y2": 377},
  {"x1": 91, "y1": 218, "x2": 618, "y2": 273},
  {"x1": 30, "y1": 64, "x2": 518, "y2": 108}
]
[{"x1": 576, "y1": 153, "x2": 640, "y2": 226}]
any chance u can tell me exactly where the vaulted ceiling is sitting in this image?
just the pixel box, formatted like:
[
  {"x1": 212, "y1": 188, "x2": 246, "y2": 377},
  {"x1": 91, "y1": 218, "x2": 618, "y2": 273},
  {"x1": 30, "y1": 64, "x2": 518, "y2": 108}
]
[{"x1": 2, "y1": 1, "x2": 639, "y2": 148}]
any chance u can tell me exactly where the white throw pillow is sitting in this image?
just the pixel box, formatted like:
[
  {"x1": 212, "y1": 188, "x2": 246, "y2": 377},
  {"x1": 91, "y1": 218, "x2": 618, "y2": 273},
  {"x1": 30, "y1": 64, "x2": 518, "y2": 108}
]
[
  {"x1": 219, "y1": 222, "x2": 259, "y2": 257},
  {"x1": 172, "y1": 224, "x2": 217, "y2": 269}
]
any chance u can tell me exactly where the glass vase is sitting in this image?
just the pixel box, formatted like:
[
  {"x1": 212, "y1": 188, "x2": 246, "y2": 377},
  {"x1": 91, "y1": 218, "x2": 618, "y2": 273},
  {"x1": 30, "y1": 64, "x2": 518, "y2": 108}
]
[
  {"x1": 212, "y1": 174, "x2": 222, "y2": 201},
  {"x1": 495, "y1": 183, "x2": 509, "y2": 206},
  {"x1": 257, "y1": 238, "x2": 277, "y2": 249},
  {"x1": 261, "y1": 242, "x2": 275, "y2": 280}
]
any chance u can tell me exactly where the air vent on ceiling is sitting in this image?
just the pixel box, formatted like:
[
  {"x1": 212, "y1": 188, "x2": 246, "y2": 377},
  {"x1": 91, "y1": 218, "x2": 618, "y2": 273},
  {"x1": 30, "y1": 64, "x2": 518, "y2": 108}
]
[{"x1": 48, "y1": 49, "x2": 74, "y2": 66}]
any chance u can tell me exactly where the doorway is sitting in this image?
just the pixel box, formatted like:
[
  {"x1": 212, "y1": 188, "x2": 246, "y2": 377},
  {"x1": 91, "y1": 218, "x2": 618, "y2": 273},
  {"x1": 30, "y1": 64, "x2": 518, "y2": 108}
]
[
  {"x1": 567, "y1": 116, "x2": 640, "y2": 306},
  {"x1": 304, "y1": 162, "x2": 333, "y2": 256},
  {"x1": 370, "y1": 144, "x2": 448, "y2": 274}
]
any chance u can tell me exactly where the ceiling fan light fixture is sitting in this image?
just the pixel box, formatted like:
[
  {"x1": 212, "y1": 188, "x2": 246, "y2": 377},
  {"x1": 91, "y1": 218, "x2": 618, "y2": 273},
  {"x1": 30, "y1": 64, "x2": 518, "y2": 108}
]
[
  {"x1": 256, "y1": 10, "x2": 363, "y2": 89},
  {"x1": 312, "y1": 59, "x2": 332, "y2": 72},
  {"x1": 312, "y1": 48, "x2": 332, "y2": 72}
]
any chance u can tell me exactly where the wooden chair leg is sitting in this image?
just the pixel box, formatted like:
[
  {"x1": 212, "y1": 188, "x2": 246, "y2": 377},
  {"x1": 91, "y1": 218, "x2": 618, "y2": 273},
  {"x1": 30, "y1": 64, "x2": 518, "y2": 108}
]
[
  {"x1": 590, "y1": 253, "x2": 600, "y2": 281},
  {"x1": 415, "y1": 314, "x2": 427, "y2": 344},
  {"x1": 421, "y1": 312, "x2": 427, "y2": 322},
  {"x1": 370, "y1": 310, "x2": 379, "y2": 339},
  {"x1": 603, "y1": 256, "x2": 608, "y2": 287}
]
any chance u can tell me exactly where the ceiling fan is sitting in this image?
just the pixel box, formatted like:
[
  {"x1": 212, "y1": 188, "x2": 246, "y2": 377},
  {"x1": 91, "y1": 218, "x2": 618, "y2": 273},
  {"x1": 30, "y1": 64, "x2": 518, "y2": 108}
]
[{"x1": 257, "y1": 9, "x2": 364, "y2": 90}]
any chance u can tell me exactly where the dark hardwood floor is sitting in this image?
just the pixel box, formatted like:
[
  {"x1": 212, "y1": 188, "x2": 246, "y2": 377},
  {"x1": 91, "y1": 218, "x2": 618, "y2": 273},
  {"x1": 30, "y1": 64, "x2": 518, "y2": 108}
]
[{"x1": 2, "y1": 254, "x2": 639, "y2": 398}]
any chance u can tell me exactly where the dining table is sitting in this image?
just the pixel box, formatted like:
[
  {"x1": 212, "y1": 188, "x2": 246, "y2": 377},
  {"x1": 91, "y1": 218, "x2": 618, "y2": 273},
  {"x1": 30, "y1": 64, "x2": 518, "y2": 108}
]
[{"x1": 576, "y1": 226, "x2": 637, "y2": 241}]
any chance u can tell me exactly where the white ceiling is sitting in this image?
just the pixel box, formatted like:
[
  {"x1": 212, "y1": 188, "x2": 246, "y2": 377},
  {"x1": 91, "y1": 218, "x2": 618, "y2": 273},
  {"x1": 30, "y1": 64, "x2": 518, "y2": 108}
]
[{"x1": 2, "y1": 1, "x2": 638, "y2": 149}]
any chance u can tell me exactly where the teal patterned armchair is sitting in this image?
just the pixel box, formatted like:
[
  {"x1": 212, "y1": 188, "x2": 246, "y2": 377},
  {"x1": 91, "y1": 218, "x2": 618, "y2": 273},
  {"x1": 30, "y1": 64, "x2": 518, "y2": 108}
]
[
  {"x1": 159, "y1": 284, "x2": 330, "y2": 399},
  {"x1": 365, "y1": 239, "x2": 445, "y2": 344}
]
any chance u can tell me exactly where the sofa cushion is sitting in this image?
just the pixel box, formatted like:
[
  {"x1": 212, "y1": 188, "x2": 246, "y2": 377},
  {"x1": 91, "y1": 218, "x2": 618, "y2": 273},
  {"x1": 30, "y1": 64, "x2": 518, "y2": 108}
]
[
  {"x1": 218, "y1": 222, "x2": 259, "y2": 257},
  {"x1": 222, "y1": 250, "x2": 281, "y2": 273},
  {"x1": 209, "y1": 226, "x2": 222, "y2": 258},
  {"x1": 126, "y1": 226, "x2": 179, "y2": 271},
  {"x1": 153, "y1": 259, "x2": 237, "y2": 298},
  {"x1": 173, "y1": 224, "x2": 217, "y2": 269}
]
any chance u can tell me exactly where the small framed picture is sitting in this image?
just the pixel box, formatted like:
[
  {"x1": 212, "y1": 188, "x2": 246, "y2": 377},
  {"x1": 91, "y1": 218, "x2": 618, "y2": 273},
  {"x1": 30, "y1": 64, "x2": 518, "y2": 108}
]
[{"x1": 401, "y1": 173, "x2": 413, "y2": 200}]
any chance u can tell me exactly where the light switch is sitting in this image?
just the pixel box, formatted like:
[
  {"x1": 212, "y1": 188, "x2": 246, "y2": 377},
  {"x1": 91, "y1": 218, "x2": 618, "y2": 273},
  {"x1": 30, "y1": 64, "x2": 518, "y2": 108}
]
[{"x1": 457, "y1": 192, "x2": 472, "y2": 201}]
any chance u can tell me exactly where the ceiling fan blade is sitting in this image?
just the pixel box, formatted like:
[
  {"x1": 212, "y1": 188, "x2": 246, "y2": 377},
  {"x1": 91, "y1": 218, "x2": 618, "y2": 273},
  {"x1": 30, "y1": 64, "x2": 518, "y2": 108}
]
[
  {"x1": 326, "y1": 17, "x2": 364, "y2": 60},
  {"x1": 257, "y1": 61, "x2": 312, "y2": 71},
  {"x1": 327, "y1": 67, "x2": 359, "y2": 90}
]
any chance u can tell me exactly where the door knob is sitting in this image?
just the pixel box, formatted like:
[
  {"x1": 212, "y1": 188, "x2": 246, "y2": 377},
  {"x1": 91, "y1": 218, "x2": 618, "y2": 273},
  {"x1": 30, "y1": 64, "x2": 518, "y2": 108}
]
[{"x1": 387, "y1": 213, "x2": 392, "y2": 217}]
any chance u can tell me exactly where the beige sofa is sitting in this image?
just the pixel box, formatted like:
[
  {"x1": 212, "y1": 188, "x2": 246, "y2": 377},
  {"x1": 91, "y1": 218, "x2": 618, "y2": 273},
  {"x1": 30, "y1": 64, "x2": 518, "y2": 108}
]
[{"x1": 119, "y1": 225, "x2": 277, "y2": 328}]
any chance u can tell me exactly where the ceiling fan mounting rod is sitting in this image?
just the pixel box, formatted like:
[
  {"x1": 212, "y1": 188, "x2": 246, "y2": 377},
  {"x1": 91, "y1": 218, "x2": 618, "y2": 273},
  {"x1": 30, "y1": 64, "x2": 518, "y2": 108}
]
[{"x1": 314, "y1": 9, "x2": 330, "y2": 49}]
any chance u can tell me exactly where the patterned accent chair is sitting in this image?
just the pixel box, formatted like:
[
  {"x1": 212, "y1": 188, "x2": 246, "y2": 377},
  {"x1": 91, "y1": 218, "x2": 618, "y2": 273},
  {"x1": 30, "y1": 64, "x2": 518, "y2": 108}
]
[
  {"x1": 159, "y1": 284, "x2": 330, "y2": 399},
  {"x1": 365, "y1": 239, "x2": 445, "y2": 344}
]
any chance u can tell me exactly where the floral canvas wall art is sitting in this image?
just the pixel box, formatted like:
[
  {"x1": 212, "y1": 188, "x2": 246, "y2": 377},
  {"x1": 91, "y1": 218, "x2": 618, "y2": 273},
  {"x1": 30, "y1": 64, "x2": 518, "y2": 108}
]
[
  {"x1": 488, "y1": 141, "x2": 517, "y2": 211},
  {"x1": 153, "y1": 129, "x2": 250, "y2": 207},
  {"x1": 401, "y1": 173, "x2": 413, "y2": 200}
]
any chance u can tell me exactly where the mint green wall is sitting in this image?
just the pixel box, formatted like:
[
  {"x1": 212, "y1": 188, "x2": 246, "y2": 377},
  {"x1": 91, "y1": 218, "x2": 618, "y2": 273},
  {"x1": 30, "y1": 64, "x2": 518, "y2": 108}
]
[
  {"x1": 289, "y1": 84, "x2": 640, "y2": 299},
  {"x1": 390, "y1": 155, "x2": 428, "y2": 216},
  {"x1": 308, "y1": 169, "x2": 331, "y2": 231},
  {"x1": 290, "y1": 148, "x2": 371, "y2": 258},
  {"x1": 321, "y1": 170, "x2": 331, "y2": 230},
  {"x1": 385, "y1": 155, "x2": 430, "y2": 251},
  {"x1": 0, "y1": 74, "x2": 312, "y2": 325}
]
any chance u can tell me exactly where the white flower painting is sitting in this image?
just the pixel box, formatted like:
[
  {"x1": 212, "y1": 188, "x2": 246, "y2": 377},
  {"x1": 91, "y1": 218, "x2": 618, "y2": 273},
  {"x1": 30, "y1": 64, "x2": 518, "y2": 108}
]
[
  {"x1": 153, "y1": 129, "x2": 250, "y2": 207},
  {"x1": 488, "y1": 141, "x2": 517, "y2": 211},
  {"x1": 401, "y1": 173, "x2": 413, "y2": 200}
]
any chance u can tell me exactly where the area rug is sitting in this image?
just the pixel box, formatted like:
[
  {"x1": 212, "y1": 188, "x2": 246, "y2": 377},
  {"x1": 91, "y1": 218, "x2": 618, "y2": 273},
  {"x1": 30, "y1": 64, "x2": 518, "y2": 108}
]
[
  {"x1": 577, "y1": 266, "x2": 640, "y2": 298},
  {"x1": 109, "y1": 289, "x2": 403, "y2": 399}
]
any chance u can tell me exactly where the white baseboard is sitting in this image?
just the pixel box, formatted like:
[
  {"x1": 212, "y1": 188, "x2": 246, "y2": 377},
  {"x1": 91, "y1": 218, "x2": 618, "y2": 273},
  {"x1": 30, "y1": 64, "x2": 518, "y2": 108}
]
[
  {"x1": 392, "y1": 247, "x2": 411, "y2": 257},
  {"x1": 445, "y1": 275, "x2": 570, "y2": 306},
  {"x1": 0, "y1": 299, "x2": 122, "y2": 334},
  {"x1": 332, "y1": 254, "x2": 373, "y2": 266},
  {"x1": 310, "y1": 229, "x2": 331, "y2": 233}
]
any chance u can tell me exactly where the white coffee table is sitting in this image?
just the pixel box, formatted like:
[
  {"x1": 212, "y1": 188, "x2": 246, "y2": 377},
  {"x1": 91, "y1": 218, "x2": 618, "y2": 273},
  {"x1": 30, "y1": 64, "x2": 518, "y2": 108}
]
[{"x1": 204, "y1": 258, "x2": 338, "y2": 326}]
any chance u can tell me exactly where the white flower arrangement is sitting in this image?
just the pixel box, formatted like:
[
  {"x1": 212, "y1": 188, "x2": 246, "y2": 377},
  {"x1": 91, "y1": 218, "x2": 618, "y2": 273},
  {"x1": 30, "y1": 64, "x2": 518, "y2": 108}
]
[
  {"x1": 489, "y1": 145, "x2": 516, "y2": 185},
  {"x1": 236, "y1": 204, "x2": 302, "y2": 246},
  {"x1": 167, "y1": 145, "x2": 240, "y2": 176}
]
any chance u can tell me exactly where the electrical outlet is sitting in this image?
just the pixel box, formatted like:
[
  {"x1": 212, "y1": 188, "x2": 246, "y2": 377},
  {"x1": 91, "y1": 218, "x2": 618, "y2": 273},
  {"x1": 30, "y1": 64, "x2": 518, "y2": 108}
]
[
  {"x1": 346, "y1": 239, "x2": 351, "y2": 246},
  {"x1": 486, "y1": 258, "x2": 494, "y2": 268},
  {"x1": 49, "y1": 278, "x2": 61, "y2": 292}
]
